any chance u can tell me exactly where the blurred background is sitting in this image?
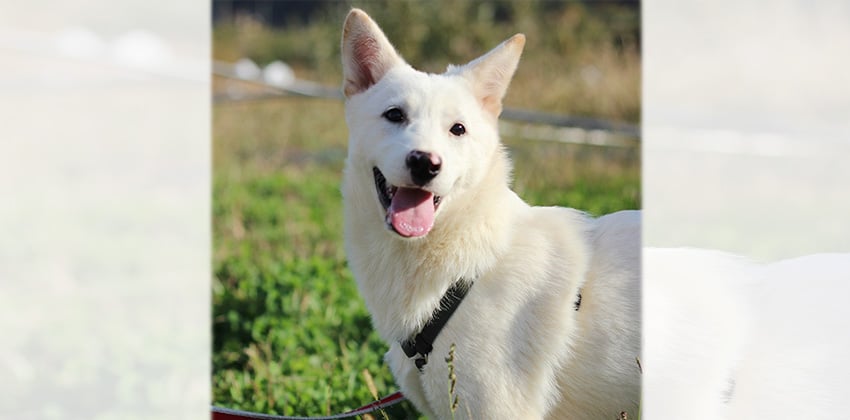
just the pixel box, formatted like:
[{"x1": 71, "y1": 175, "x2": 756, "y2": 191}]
[{"x1": 212, "y1": 1, "x2": 640, "y2": 417}]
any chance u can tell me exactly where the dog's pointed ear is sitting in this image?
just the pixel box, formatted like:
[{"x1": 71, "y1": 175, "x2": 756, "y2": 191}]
[
  {"x1": 455, "y1": 34, "x2": 525, "y2": 118},
  {"x1": 341, "y1": 9, "x2": 404, "y2": 97}
]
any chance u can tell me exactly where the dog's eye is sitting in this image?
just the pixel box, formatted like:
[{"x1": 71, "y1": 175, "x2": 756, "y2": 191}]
[
  {"x1": 382, "y1": 107, "x2": 406, "y2": 123},
  {"x1": 449, "y1": 123, "x2": 466, "y2": 136}
]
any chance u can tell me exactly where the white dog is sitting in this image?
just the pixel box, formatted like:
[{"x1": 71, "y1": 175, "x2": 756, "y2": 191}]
[{"x1": 340, "y1": 9, "x2": 640, "y2": 419}]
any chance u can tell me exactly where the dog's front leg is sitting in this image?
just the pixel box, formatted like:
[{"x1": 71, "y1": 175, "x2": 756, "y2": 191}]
[{"x1": 385, "y1": 343, "x2": 439, "y2": 418}]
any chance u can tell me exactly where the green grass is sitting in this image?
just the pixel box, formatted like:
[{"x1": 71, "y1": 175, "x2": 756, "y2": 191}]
[{"x1": 213, "y1": 2, "x2": 639, "y2": 418}]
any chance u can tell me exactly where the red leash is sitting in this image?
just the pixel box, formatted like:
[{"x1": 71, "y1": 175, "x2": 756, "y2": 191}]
[{"x1": 211, "y1": 391, "x2": 405, "y2": 420}]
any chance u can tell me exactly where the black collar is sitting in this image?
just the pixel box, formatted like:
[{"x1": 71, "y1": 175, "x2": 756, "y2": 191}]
[{"x1": 400, "y1": 280, "x2": 473, "y2": 371}]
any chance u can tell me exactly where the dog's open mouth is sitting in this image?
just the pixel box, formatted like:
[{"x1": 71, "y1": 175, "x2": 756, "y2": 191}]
[{"x1": 373, "y1": 167, "x2": 442, "y2": 238}]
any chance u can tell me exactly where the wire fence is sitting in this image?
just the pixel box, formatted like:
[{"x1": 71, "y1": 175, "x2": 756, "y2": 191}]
[{"x1": 212, "y1": 59, "x2": 640, "y2": 148}]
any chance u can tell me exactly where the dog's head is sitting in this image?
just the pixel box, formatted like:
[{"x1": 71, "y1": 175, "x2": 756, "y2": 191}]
[{"x1": 341, "y1": 9, "x2": 524, "y2": 239}]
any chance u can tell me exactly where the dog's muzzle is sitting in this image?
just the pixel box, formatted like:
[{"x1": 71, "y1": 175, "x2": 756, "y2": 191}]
[{"x1": 372, "y1": 167, "x2": 442, "y2": 237}]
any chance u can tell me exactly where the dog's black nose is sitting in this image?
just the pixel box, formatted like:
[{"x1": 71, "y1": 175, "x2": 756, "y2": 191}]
[{"x1": 406, "y1": 150, "x2": 442, "y2": 186}]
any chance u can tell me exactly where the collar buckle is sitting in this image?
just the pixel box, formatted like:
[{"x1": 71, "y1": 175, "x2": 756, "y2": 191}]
[{"x1": 399, "y1": 280, "x2": 473, "y2": 372}]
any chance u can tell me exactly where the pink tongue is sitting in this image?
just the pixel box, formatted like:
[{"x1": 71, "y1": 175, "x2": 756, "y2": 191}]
[{"x1": 388, "y1": 187, "x2": 435, "y2": 237}]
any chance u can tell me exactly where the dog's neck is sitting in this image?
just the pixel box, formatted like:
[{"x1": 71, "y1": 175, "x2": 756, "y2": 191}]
[{"x1": 345, "y1": 149, "x2": 524, "y2": 342}]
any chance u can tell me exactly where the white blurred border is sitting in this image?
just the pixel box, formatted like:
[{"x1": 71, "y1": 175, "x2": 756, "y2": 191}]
[
  {"x1": 645, "y1": 0, "x2": 850, "y2": 260},
  {"x1": 644, "y1": 0, "x2": 850, "y2": 418},
  {"x1": 1, "y1": 1, "x2": 209, "y2": 419}
]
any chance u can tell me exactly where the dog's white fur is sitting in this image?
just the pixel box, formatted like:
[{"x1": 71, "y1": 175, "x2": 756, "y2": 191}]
[{"x1": 340, "y1": 9, "x2": 640, "y2": 419}]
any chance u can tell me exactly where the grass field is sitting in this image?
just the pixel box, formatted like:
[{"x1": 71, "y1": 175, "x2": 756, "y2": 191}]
[{"x1": 213, "y1": 2, "x2": 640, "y2": 418}]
